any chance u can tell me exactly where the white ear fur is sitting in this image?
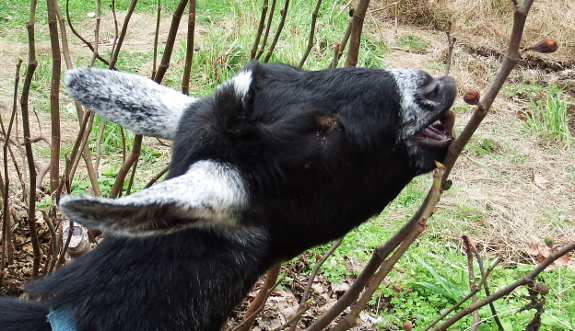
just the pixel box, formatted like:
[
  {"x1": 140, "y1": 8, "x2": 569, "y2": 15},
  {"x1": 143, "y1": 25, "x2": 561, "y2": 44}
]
[
  {"x1": 59, "y1": 160, "x2": 248, "y2": 237},
  {"x1": 65, "y1": 68, "x2": 196, "y2": 140}
]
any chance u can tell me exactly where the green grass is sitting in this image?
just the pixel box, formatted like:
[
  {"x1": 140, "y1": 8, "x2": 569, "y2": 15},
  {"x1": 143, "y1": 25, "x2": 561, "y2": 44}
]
[
  {"x1": 400, "y1": 34, "x2": 428, "y2": 51},
  {"x1": 306, "y1": 176, "x2": 575, "y2": 330},
  {"x1": 521, "y1": 85, "x2": 573, "y2": 145}
]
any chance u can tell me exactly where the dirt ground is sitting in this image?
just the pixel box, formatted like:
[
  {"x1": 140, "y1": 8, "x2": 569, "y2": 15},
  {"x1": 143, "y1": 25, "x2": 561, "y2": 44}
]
[{"x1": 0, "y1": 0, "x2": 574, "y2": 330}]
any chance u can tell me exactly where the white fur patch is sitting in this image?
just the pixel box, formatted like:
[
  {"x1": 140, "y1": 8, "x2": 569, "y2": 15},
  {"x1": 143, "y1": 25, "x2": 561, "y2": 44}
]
[
  {"x1": 232, "y1": 70, "x2": 253, "y2": 100},
  {"x1": 389, "y1": 69, "x2": 431, "y2": 138},
  {"x1": 59, "y1": 160, "x2": 248, "y2": 235},
  {"x1": 65, "y1": 68, "x2": 197, "y2": 140}
]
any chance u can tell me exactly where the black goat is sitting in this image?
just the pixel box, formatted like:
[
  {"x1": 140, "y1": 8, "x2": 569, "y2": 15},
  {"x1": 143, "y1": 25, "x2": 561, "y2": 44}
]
[{"x1": 0, "y1": 61, "x2": 456, "y2": 331}]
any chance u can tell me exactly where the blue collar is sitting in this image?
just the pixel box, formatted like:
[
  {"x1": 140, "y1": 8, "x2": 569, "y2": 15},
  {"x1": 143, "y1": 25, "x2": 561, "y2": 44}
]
[{"x1": 47, "y1": 307, "x2": 78, "y2": 331}]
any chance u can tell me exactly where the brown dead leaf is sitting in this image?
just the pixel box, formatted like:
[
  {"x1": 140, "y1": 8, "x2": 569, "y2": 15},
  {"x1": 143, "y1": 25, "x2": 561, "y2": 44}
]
[{"x1": 533, "y1": 173, "x2": 549, "y2": 189}]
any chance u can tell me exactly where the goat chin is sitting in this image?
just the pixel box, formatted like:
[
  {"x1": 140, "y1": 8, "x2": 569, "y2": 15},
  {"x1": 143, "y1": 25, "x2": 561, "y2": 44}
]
[{"x1": 1, "y1": 60, "x2": 456, "y2": 331}]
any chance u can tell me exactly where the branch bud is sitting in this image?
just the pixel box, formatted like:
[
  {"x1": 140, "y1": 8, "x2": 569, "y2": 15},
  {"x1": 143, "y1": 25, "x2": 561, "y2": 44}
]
[
  {"x1": 525, "y1": 39, "x2": 558, "y2": 54},
  {"x1": 463, "y1": 89, "x2": 480, "y2": 105}
]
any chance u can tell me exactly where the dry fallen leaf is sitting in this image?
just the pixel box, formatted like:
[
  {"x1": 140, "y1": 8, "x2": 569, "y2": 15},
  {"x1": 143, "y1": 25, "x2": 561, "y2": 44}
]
[{"x1": 533, "y1": 173, "x2": 549, "y2": 189}]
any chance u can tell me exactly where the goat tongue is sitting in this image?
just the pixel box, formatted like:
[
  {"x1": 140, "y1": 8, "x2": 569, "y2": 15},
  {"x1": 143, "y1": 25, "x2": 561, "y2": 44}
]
[{"x1": 439, "y1": 110, "x2": 455, "y2": 138}]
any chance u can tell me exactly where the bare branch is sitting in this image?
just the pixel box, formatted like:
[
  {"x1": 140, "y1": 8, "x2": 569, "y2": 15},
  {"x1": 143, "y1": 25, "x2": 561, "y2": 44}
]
[
  {"x1": 288, "y1": 237, "x2": 343, "y2": 331},
  {"x1": 431, "y1": 242, "x2": 575, "y2": 331},
  {"x1": 329, "y1": 14, "x2": 352, "y2": 69},
  {"x1": 56, "y1": 2, "x2": 101, "y2": 197},
  {"x1": 47, "y1": 0, "x2": 61, "y2": 194},
  {"x1": 442, "y1": 0, "x2": 535, "y2": 182},
  {"x1": 328, "y1": 164, "x2": 446, "y2": 331},
  {"x1": 232, "y1": 262, "x2": 283, "y2": 331},
  {"x1": 298, "y1": 0, "x2": 323, "y2": 68},
  {"x1": 423, "y1": 256, "x2": 502, "y2": 331},
  {"x1": 20, "y1": 0, "x2": 42, "y2": 279},
  {"x1": 306, "y1": 164, "x2": 446, "y2": 331},
  {"x1": 109, "y1": 0, "x2": 139, "y2": 69},
  {"x1": 65, "y1": 0, "x2": 114, "y2": 69},
  {"x1": 153, "y1": 0, "x2": 188, "y2": 83},
  {"x1": 144, "y1": 164, "x2": 170, "y2": 188},
  {"x1": 151, "y1": 0, "x2": 162, "y2": 79},
  {"x1": 264, "y1": 0, "x2": 290, "y2": 63},
  {"x1": 256, "y1": 0, "x2": 277, "y2": 60},
  {"x1": 345, "y1": 0, "x2": 371, "y2": 67},
  {"x1": 88, "y1": 0, "x2": 103, "y2": 67},
  {"x1": 462, "y1": 234, "x2": 480, "y2": 331},
  {"x1": 251, "y1": 0, "x2": 269, "y2": 60},
  {"x1": 182, "y1": 0, "x2": 197, "y2": 95},
  {"x1": 444, "y1": 21, "x2": 456, "y2": 76}
]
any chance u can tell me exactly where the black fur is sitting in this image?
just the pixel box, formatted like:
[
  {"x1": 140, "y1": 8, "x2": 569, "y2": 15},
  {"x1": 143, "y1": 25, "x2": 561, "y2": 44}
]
[{"x1": 0, "y1": 61, "x2": 456, "y2": 330}]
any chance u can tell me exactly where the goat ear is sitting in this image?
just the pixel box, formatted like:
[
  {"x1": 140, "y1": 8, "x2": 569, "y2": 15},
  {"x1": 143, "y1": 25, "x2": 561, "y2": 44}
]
[
  {"x1": 65, "y1": 68, "x2": 196, "y2": 140},
  {"x1": 59, "y1": 161, "x2": 248, "y2": 236}
]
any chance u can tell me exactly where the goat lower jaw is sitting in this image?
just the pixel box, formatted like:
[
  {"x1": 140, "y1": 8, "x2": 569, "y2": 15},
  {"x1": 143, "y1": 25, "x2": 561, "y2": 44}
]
[{"x1": 413, "y1": 110, "x2": 454, "y2": 147}]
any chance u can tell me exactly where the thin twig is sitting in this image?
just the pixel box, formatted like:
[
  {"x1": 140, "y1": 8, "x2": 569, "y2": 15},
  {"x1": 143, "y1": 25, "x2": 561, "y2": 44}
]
[
  {"x1": 431, "y1": 242, "x2": 575, "y2": 331},
  {"x1": 125, "y1": 157, "x2": 139, "y2": 195},
  {"x1": 289, "y1": 237, "x2": 343, "y2": 331},
  {"x1": 444, "y1": 21, "x2": 456, "y2": 76},
  {"x1": 251, "y1": 0, "x2": 268, "y2": 60},
  {"x1": 144, "y1": 164, "x2": 170, "y2": 188},
  {"x1": 65, "y1": 0, "x2": 114, "y2": 69},
  {"x1": 67, "y1": 110, "x2": 94, "y2": 190},
  {"x1": 263, "y1": 0, "x2": 290, "y2": 62},
  {"x1": 462, "y1": 234, "x2": 480, "y2": 331},
  {"x1": 256, "y1": 0, "x2": 277, "y2": 60},
  {"x1": 298, "y1": 0, "x2": 323, "y2": 68},
  {"x1": 274, "y1": 300, "x2": 311, "y2": 331},
  {"x1": 231, "y1": 264, "x2": 285, "y2": 331},
  {"x1": 423, "y1": 256, "x2": 502, "y2": 331},
  {"x1": 109, "y1": 0, "x2": 139, "y2": 69},
  {"x1": 152, "y1": 0, "x2": 162, "y2": 79},
  {"x1": 181, "y1": 0, "x2": 197, "y2": 95},
  {"x1": 109, "y1": 0, "x2": 119, "y2": 62},
  {"x1": 0, "y1": 61, "x2": 22, "y2": 285},
  {"x1": 329, "y1": 14, "x2": 352, "y2": 69},
  {"x1": 89, "y1": 0, "x2": 102, "y2": 67},
  {"x1": 153, "y1": 0, "x2": 188, "y2": 82},
  {"x1": 469, "y1": 237, "x2": 505, "y2": 331},
  {"x1": 56, "y1": 2, "x2": 101, "y2": 196}
]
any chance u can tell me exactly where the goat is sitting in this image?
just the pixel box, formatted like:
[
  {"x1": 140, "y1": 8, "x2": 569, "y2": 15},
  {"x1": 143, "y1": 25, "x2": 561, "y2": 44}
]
[{"x1": 0, "y1": 60, "x2": 456, "y2": 331}]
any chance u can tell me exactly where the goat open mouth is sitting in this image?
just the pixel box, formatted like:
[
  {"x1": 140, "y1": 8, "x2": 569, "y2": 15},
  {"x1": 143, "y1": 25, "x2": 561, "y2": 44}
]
[{"x1": 414, "y1": 110, "x2": 455, "y2": 146}]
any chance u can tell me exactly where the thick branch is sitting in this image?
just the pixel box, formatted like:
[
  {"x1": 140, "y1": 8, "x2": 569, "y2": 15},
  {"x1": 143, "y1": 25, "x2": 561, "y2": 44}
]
[
  {"x1": 47, "y1": 0, "x2": 61, "y2": 193},
  {"x1": 306, "y1": 164, "x2": 446, "y2": 331},
  {"x1": 21, "y1": 0, "x2": 41, "y2": 279},
  {"x1": 442, "y1": 0, "x2": 534, "y2": 181},
  {"x1": 344, "y1": 0, "x2": 371, "y2": 67}
]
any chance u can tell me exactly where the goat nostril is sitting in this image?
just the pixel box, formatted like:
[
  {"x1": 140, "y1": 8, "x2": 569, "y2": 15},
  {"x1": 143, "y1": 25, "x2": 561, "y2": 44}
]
[{"x1": 422, "y1": 82, "x2": 440, "y2": 101}]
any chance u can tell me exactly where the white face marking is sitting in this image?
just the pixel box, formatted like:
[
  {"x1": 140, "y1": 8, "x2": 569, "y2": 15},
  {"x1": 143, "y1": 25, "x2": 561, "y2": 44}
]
[
  {"x1": 65, "y1": 68, "x2": 197, "y2": 140},
  {"x1": 232, "y1": 70, "x2": 253, "y2": 100},
  {"x1": 389, "y1": 69, "x2": 430, "y2": 138},
  {"x1": 59, "y1": 160, "x2": 248, "y2": 236},
  {"x1": 217, "y1": 69, "x2": 253, "y2": 105}
]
